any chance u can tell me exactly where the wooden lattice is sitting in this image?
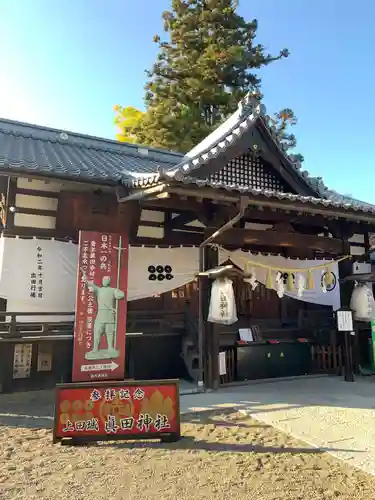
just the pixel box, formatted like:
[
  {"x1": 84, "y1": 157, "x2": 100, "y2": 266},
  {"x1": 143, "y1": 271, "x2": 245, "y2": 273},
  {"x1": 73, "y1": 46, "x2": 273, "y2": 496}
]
[{"x1": 210, "y1": 153, "x2": 287, "y2": 191}]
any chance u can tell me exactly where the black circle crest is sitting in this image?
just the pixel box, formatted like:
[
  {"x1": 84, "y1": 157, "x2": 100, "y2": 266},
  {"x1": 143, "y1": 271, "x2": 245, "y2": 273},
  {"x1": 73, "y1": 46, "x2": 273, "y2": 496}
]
[{"x1": 148, "y1": 264, "x2": 174, "y2": 281}]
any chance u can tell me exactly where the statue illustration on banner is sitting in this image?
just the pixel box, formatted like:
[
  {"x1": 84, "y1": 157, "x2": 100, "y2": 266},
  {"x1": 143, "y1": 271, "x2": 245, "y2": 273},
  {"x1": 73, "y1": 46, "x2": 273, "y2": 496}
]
[
  {"x1": 82, "y1": 274, "x2": 125, "y2": 360},
  {"x1": 72, "y1": 231, "x2": 129, "y2": 383},
  {"x1": 82, "y1": 236, "x2": 126, "y2": 361}
]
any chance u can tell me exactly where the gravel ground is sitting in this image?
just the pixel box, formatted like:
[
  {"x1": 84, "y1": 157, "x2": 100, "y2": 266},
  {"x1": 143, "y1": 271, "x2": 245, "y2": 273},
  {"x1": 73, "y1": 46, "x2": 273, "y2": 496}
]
[{"x1": 1, "y1": 400, "x2": 375, "y2": 500}]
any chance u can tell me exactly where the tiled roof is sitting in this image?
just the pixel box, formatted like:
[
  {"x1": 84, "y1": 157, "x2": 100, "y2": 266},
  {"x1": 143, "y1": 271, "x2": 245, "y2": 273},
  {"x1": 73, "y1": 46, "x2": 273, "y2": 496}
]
[
  {"x1": 174, "y1": 94, "x2": 267, "y2": 175},
  {"x1": 175, "y1": 176, "x2": 375, "y2": 215},
  {"x1": 122, "y1": 93, "x2": 308, "y2": 188},
  {"x1": 147, "y1": 92, "x2": 374, "y2": 214},
  {"x1": 0, "y1": 118, "x2": 182, "y2": 184},
  {"x1": 1, "y1": 110, "x2": 374, "y2": 215},
  {"x1": 119, "y1": 93, "x2": 352, "y2": 202}
]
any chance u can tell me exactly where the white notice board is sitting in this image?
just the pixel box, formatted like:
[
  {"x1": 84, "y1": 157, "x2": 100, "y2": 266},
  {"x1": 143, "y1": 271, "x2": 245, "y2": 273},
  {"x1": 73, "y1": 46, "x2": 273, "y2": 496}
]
[
  {"x1": 219, "y1": 352, "x2": 226, "y2": 376},
  {"x1": 13, "y1": 343, "x2": 32, "y2": 379},
  {"x1": 337, "y1": 310, "x2": 353, "y2": 332},
  {"x1": 239, "y1": 328, "x2": 254, "y2": 342}
]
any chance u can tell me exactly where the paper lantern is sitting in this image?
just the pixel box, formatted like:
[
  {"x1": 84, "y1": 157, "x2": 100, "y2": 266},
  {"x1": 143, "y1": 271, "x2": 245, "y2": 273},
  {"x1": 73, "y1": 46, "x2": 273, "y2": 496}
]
[
  {"x1": 207, "y1": 277, "x2": 238, "y2": 325},
  {"x1": 350, "y1": 283, "x2": 375, "y2": 322}
]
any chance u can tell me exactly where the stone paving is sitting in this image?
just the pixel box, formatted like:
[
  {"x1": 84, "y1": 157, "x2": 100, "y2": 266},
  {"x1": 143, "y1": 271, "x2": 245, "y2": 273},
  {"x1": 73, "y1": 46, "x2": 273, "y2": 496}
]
[{"x1": 181, "y1": 376, "x2": 375, "y2": 476}]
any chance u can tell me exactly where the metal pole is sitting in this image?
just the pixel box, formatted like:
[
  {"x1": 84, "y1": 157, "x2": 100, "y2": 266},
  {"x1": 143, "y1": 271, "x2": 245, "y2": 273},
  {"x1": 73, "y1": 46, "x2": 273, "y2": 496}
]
[
  {"x1": 113, "y1": 236, "x2": 124, "y2": 352},
  {"x1": 196, "y1": 196, "x2": 249, "y2": 390}
]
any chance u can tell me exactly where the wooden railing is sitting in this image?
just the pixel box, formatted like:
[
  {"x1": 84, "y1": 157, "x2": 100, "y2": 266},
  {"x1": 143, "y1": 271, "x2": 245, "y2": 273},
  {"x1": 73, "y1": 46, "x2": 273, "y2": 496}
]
[
  {"x1": 311, "y1": 344, "x2": 344, "y2": 374},
  {"x1": 0, "y1": 309, "x2": 189, "y2": 341},
  {"x1": 219, "y1": 347, "x2": 236, "y2": 384},
  {"x1": 127, "y1": 310, "x2": 186, "y2": 335},
  {"x1": 0, "y1": 312, "x2": 74, "y2": 340},
  {"x1": 219, "y1": 342, "x2": 347, "y2": 386}
]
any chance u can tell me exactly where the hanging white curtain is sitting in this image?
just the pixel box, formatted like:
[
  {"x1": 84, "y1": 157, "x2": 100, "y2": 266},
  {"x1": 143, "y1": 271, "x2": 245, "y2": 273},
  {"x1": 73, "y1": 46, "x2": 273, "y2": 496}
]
[
  {"x1": 220, "y1": 249, "x2": 341, "y2": 310},
  {"x1": 0, "y1": 238, "x2": 200, "y2": 321},
  {"x1": 127, "y1": 246, "x2": 199, "y2": 301},
  {"x1": 0, "y1": 236, "x2": 77, "y2": 321}
]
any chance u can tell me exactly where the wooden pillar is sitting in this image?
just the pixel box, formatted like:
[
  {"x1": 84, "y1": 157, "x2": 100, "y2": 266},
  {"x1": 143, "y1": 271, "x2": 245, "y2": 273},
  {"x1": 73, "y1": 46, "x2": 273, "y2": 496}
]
[
  {"x1": 338, "y1": 240, "x2": 356, "y2": 371},
  {"x1": 202, "y1": 246, "x2": 219, "y2": 390},
  {"x1": 338, "y1": 241, "x2": 353, "y2": 308}
]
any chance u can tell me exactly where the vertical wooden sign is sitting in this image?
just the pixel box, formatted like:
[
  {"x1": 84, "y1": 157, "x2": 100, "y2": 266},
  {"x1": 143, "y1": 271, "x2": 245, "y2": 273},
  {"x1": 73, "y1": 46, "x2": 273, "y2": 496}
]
[{"x1": 72, "y1": 231, "x2": 129, "y2": 382}]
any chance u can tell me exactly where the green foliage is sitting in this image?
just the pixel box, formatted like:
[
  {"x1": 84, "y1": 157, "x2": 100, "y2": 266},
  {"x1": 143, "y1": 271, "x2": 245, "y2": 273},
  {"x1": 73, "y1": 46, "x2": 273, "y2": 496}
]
[
  {"x1": 268, "y1": 109, "x2": 304, "y2": 162},
  {"x1": 138, "y1": 0, "x2": 290, "y2": 152},
  {"x1": 115, "y1": 0, "x2": 302, "y2": 159},
  {"x1": 114, "y1": 105, "x2": 145, "y2": 144}
]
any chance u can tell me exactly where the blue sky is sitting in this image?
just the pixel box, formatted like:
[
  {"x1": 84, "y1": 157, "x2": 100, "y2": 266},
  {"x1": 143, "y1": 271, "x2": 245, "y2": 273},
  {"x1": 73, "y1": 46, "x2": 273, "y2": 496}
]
[{"x1": 1, "y1": 0, "x2": 374, "y2": 201}]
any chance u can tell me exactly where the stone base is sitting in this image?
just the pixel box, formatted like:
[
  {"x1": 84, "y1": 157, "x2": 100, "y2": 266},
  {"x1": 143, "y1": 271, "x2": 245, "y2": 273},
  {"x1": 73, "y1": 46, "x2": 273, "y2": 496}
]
[{"x1": 85, "y1": 348, "x2": 120, "y2": 360}]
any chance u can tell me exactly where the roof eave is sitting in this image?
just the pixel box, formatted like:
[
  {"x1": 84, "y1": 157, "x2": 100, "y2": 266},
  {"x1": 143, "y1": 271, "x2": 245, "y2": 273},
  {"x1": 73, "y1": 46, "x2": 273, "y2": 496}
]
[
  {"x1": 256, "y1": 118, "x2": 320, "y2": 197},
  {"x1": 165, "y1": 181, "x2": 375, "y2": 224},
  {"x1": 172, "y1": 98, "x2": 266, "y2": 178},
  {"x1": 0, "y1": 165, "x2": 120, "y2": 188}
]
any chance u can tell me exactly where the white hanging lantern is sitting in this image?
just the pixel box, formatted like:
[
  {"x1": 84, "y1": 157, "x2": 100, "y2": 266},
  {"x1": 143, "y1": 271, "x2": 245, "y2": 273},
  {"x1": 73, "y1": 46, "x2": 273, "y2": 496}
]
[
  {"x1": 207, "y1": 277, "x2": 238, "y2": 325},
  {"x1": 350, "y1": 282, "x2": 375, "y2": 322}
]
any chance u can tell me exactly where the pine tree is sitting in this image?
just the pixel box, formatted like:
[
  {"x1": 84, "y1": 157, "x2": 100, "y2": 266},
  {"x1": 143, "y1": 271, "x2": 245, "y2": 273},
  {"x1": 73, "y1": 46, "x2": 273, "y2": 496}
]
[
  {"x1": 136, "y1": 0, "x2": 290, "y2": 153},
  {"x1": 268, "y1": 109, "x2": 304, "y2": 162}
]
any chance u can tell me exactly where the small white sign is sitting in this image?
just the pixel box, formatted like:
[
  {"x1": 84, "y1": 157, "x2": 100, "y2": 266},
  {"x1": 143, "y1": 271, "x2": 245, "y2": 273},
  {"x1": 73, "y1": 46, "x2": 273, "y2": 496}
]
[
  {"x1": 13, "y1": 343, "x2": 32, "y2": 379},
  {"x1": 81, "y1": 361, "x2": 119, "y2": 372},
  {"x1": 37, "y1": 343, "x2": 52, "y2": 372},
  {"x1": 219, "y1": 352, "x2": 226, "y2": 376},
  {"x1": 337, "y1": 310, "x2": 353, "y2": 332},
  {"x1": 239, "y1": 328, "x2": 254, "y2": 342}
]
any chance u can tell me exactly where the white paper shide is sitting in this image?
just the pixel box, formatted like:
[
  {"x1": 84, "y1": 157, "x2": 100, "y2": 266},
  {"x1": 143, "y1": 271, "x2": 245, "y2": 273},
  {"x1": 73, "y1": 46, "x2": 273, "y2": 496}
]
[{"x1": 207, "y1": 277, "x2": 238, "y2": 325}]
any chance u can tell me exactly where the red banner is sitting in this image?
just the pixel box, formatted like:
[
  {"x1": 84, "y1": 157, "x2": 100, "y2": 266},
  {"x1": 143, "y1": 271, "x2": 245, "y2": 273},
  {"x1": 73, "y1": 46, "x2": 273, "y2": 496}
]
[
  {"x1": 53, "y1": 381, "x2": 180, "y2": 443},
  {"x1": 72, "y1": 231, "x2": 129, "y2": 382}
]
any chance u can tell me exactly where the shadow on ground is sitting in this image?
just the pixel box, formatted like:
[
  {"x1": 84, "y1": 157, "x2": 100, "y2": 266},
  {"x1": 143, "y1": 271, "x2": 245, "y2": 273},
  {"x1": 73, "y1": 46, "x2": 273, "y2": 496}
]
[
  {"x1": 106, "y1": 436, "x2": 362, "y2": 455},
  {"x1": 2, "y1": 376, "x2": 375, "y2": 433}
]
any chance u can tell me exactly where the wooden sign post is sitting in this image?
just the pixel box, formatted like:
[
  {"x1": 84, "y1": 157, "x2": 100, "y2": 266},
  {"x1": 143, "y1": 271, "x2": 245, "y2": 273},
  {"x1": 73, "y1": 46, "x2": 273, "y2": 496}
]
[{"x1": 336, "y1": 307, "x2": 354, "y2": 382}]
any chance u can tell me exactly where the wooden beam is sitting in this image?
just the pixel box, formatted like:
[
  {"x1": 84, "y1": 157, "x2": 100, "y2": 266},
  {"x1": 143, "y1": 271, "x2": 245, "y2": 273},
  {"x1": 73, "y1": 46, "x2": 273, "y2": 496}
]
[
  {"x1": 14, "y1": 207, "x2": 58, "y2": 217},
  {"x1": 117, "y1": 200, "x2": 141, "y2": 237},
  {"x1": 166, "y1": 186, "x2": 375, "y2": 224},
  {"x1": 144, "y1": 196, "x2": 375, "y2": 234},
  {"x1": 131, "y1": 226, "x2": 344, "y2": 255},
  {"x1": 205, "y1": 228, "x2": 345, "y2": 255},
  {"x1": 5, "y1": 177, "x2": 16, "y2": 230},
  {"x1": 143, "y1": 196, "x2": 231, "y2": 213},
  {"x1": 130, "y1": 231, "x2": 203, "y2": 247},
  {"x1": 3, "y1": 227, "x2": 56, "y2": 238},
  {"x1": 15, "y1": 187, "x2": 59, "y2": 199}
]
